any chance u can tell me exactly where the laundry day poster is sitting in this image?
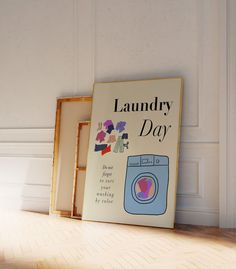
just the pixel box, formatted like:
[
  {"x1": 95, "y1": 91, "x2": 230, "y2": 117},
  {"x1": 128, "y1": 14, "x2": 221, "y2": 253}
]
[{"x1": 82, "y1": 78, "x2": 183, "y2": 228}]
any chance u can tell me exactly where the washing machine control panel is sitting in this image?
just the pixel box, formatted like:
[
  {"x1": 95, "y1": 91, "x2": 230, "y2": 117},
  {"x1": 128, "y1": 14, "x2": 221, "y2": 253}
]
[
  {"x1": 128, "y1": 155, "x2": 169, "y2": 167},
  {"x1": 124, "y1": 154, "x2": 169, "y2": 215}
]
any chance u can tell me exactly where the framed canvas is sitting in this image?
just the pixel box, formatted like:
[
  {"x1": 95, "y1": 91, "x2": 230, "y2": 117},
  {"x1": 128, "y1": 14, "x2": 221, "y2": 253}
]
[
  {"x1": 50, "y1": 97, "x2": 92, "y2": 216},
  {"x1": 71, "y1": 121, "x2": 91, "y2": 219},
  {"x1": 82, "y1": 78, "x2": 183, "y2": 228}
]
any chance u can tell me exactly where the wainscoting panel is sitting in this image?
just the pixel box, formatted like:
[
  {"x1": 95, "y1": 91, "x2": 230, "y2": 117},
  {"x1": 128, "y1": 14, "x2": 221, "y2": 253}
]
[
  {"x1": 176, "y1": 143, "x2": 219, "y2": 225},
  {"x1": 0, "y1": 143, "x2": 53, "y2": 212}
]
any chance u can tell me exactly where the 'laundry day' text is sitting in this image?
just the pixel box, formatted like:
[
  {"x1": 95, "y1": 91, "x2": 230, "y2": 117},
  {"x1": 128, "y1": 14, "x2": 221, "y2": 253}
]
[
  {"x1": 114, "y1": 97, "x2": 173, "y2": 116},
  {"x1": 113, "y1": 97, "x2": 174, "y2": 142}
]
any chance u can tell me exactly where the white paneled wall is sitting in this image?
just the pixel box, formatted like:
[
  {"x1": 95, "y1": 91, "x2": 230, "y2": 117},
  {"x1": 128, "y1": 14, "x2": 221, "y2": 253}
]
[
  {"x1": 94, "y1": 0, "x2": 220, "y2": 226},
  {"x1": 0, "y1": 0, "x2": 226, "y2": 225},
  {"x1": 0, "y1": 0, "x2": 84, "y2": 212}
]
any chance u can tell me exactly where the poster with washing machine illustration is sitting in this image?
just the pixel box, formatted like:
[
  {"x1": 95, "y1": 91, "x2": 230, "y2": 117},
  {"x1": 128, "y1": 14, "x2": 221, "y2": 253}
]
[{"x1": 82, "y1": 78, "x2": 183, "y2": 228}]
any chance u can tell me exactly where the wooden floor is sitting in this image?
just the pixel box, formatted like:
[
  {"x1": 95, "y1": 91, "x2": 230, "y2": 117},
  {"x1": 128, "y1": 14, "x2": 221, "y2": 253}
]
[{"x1": 0, "y1": 210, "x2": 236, "y2": 269}]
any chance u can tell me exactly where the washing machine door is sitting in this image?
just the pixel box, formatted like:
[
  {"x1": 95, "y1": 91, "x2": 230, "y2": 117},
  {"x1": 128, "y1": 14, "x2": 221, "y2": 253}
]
[{"x1": 131, "y1": 172, "x2": 159, "y2": 204}]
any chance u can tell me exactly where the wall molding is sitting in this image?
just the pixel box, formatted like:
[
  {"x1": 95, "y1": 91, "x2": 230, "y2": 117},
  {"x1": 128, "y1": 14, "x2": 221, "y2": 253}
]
[
  {"x1": 0, "y1": 142, "x2": 53, "y2": 158},
  {"x1": 0, "y1": 128, "x2": 54, "y2": 143},
  {"x1": 176, "y1": 208, "x2": 219, "y2": 226},
  {"x1": 177, "y1": 207, "x2": 219, "y2": 214},
  {"x1": 181, "y1": 0, "x2": 219, "y2": 143},
  {"x1": 219, "y1": 0, "x2": 236, "y2": 228},
  {"x1": 177, "y1": 160, "x2": 202, "y2": 198},
  {"x1": 75, "y1": 0, "x2": 95, "y2": 93},
  {"x1": 176, "y1": 143, "x2": 218, "y2": 226}
]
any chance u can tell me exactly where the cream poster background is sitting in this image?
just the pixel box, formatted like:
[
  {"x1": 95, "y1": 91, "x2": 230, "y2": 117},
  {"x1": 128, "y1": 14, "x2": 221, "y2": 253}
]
[{"x1": 83, "y1": 78, "x2": 183, "y2": 228}]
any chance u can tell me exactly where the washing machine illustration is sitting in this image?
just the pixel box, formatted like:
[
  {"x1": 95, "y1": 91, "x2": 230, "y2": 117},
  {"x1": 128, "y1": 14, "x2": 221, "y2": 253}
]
[{"x1": 124, "y1": 154, "x2": 169, "y2": 215}]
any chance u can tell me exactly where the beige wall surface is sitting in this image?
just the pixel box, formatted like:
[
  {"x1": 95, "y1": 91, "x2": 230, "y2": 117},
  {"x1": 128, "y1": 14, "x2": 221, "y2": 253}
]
[{"x1": 0, "y1": 0, "x2": 225, "y2": 226}]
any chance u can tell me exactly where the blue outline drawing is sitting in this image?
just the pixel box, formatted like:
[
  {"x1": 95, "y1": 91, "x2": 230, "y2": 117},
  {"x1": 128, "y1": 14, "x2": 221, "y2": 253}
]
[{"x1": 124, "y1": 154, "x2": 169, "y2": 215}]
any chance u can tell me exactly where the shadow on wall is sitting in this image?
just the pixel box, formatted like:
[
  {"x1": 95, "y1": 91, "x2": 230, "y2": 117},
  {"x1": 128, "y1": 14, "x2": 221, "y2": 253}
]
[
  {"x1": 0, "y1": 155, "x2": 52, "y2": 213},
  {"x1": 20, "y1": 157, "x2": 52, "y2": 214}
]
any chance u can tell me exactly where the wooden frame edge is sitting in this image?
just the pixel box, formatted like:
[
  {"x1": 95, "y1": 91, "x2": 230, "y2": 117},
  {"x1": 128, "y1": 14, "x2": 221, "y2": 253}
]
[
  {"x1": 71, "y1": 121, "x2": 91, "y2": 219},
  {"x1": 50, "y1": 97, "x2": 92, "y2": 217}
]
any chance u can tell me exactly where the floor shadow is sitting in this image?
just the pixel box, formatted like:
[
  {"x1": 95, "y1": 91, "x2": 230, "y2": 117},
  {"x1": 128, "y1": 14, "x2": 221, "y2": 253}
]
[{"x1": 174, "y1": 223, "x2": 236, "y2": 244}]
